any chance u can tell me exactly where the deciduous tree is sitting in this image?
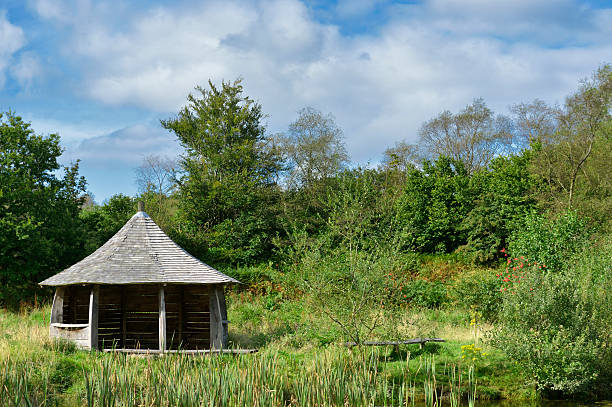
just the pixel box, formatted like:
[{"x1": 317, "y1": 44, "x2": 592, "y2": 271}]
[
  {"x1": 161, "y1": 79, "x2": 283, "y2": 265},
  {"x1": 278, "y1": 107, "x2": 349, "y2": 189},
  {"x1": 0, "y1": 112, "x2": 86, "y2": 305},
  {"x1": 419, "y1": 98, "x2": 513, "y2": 175},
  {"x1": 530, "y1": 64, "x2": 612, "y2": 210}
]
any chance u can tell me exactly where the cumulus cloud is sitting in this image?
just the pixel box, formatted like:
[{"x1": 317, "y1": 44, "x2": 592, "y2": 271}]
[
  {"x1": 29, "y1": 0, "x2": 612, "y2": 163},
  {"x1": 0, "y1": 11, "x2": 26, "y2": 88},
  {"x1": 9, "y1": 52, "x2": 42, "y2": 90}
]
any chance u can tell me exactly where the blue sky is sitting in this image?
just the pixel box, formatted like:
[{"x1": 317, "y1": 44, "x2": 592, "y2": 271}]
[{"x1": 0, "y1": 0, "x2": 610, "y2": 201}]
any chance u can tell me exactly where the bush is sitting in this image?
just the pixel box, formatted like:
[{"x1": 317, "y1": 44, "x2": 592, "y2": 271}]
[
  {"x1": 491, "y1": 243, "x2": 612, "y2": 397},
  {"x1": 507, "y1": 210, "x2": 588, "y2": 273},
  {"x1": 400, "y1": 280, "x2": 449, "y2": 308},
  {"x1": 452, "y1": 270, "x2": 502, "y2": 321}
]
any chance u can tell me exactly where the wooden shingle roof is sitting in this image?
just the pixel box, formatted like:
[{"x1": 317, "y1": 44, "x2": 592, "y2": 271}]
[{"x1": 40, "y1": 211, "x2": 239, "y2": 286}]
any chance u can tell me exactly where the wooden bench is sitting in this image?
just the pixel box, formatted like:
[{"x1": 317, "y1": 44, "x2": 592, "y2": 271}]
[{"x1": 342, "y1": 338, "x2": 445, "y2": 351}]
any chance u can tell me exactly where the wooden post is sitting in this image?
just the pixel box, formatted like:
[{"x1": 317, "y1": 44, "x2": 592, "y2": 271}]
[
  {"x1": 88, "y1": 285, "x2": 99, "y2": 350},
  {"x1": 49, "y1": 287, "x2": 64, "y2": 338},
  {"x1": 177, "y1": 286, "x2": 183, "y2": 347},
  {"x1": 209, "y1": 285, "x2": 228, "y2": 350},
  {"x1": 50, "y1": 287, "x2": 64, "y2": 324},
  {"x1": 159, "y1": 286, "x2": 166, "y2": 352},
  {"x1": 120, "y1": 286, "x2": 126, "y2": 349}
]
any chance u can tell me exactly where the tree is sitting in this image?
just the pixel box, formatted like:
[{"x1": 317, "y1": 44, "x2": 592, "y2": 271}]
[
  {"x1": 135, "y1": 154, "x2": 178, "y2": 228},
  {"x1": 0, "y1": 112, "x2": 86, "y2": 306},
  {"x1": 275, "y1": 107, "x2": 349, "y2": 240},
  {"x1": 460, "y1": 151, "x2": 538, "y2": 263},
  {"x1": 135, "y1": 155, "x2": 177, "y2": 197},
  {"x1": 278, "y1": 107, "x2": 349, "y2": 189},
  {"x1": 394, "y1": 156, "x2": 473, "y2": 253},
  {"x1": 510, "y1": 98, "x2": 558, "y2": 146},
  {"x1": 419, "y1": 98, "x2": 513, "y2": 175},
  {"x1": 530, "y1": 65, "x2": 612, "y2": 210},
  {"x1": 381, "y1": 140, "x2": 421, "y2": 173},
  {"x1": 161, "y1": 79, "x2": 283, "y2": 265},
  {"x1": 80, "y1": 194, "x2": 136, "y2": 255}
]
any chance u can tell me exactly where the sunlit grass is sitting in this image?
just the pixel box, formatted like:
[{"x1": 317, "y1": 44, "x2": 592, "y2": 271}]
[{"x1": 0, "y1": 298, "x2": 532, "y2": 406}]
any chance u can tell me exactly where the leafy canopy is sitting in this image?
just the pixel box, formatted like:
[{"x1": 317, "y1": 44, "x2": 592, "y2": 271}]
[
  {"x1": 0, "y1": 112, "x2": 86, "y2": 305},
  {"x1": 161, "y1": 79, "x2": 282, "y2": 265}
]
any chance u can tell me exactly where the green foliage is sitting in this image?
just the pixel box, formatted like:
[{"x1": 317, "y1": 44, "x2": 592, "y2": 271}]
[
  {"x1": 0, "y1": 112, "x2": 86, "y2": 306},
  {"x1": 400, "y1": 280, "x2": 449, "y2": 308},
  {"x1": 395, "y1": 156, "x2": 472, "y2": 253},
  {"x1": 79, "y1": 194, "x2": 136, "y2": 255},
  {"x1": 461, "y1": 151, "x2": 538, "y2": 264},
  {"x1": 452, "y1": 270, "x2": 502, "y2": 321},
  {"x1": 507, "y1": 210, "x2": 588, "y2": 272},
  {"x1": 162, "y1": 79, "x2": 283, "y2": 266},
  {"x1": 297, "y1": 249, "x2": 389, "y2": 344},
  {"x1": 278, "y1": 106, "x2": 349, "y2": 189},
  {"x1": 529, "y1": 64, "x2": 612, "y2": 212},
  {"x1": 491, "y1": 240, "x2": 612, "y2": 397}
]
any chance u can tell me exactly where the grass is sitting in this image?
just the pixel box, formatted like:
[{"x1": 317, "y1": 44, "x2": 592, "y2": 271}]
[
  {"x1": 0, "y1": 296, "x2": 535, "y2": 406},
  {"x1": 0, "y1": 254, "x2": 542, "y2": 406}
]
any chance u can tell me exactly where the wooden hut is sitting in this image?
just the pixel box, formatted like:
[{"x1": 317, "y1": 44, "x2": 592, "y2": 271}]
[{"x1": 40, "y1": 203, "x2": 239, "y2": 352}]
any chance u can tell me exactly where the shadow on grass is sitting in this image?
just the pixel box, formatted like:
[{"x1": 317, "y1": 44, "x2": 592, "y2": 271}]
[{"x1": 228, "y1": 324, "x2": 294, "y2": 349}]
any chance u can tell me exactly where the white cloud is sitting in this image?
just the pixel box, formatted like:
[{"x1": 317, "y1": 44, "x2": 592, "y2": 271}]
[
  {"x1": 30, "y1": 0, "x2": 612, "y2": 163},
  {"x1": 65, "y1": 124, "x2": 181, "y2": 169},
  {"x1": 9, "y1": 52, "x2": 42, "y2": 90},
  {"x1": 0, "y1": 10, "x2": 26, "y2": 88},
  {"x1": 27, "y1": 116, "x2": 116, "y2": 146}
]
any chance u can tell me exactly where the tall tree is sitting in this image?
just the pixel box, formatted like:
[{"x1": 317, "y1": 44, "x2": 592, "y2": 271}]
[
  {"x1": 381, "y1": 141, "x2": 421, "y2": 173},
  {"x1": 510, "y1": 99, "x2": 558, "y2": 146},
  {"x1": 278, "y1": 107, "x2": 349, "y2": 189},
  {"x1": 530, "y1": 64, "x2": 612, "y2": 210},
  {"x1": 135, "y1": 155, "x2": 177, "y2": 197},
  {"x1": 0, "y1": 112, "x2": 86, "y2": 305},
  {"x1": 394, "y1": 156, "x2": 473, "y2": 253},
  {"x1": 135, "y1": 154, "x2": 178, "y2": 228},
  {"x1": 161, "y1": 79, "x2": 282, "y2": 265},
  {"x1": 419, "y1": 98, "x2": 513, "y2": 175}
]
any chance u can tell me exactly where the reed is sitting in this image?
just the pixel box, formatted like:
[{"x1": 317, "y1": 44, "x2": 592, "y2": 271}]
[{"x1": 1, "y1": 347, "x2": 481, "y2": 406}]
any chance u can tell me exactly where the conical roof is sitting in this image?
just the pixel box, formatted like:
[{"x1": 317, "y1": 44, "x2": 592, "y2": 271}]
[{"x1": 40, "y1": 211, "x2": 239, "y2": 286}]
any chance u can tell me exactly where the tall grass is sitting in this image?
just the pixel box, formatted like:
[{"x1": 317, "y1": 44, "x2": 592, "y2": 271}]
[{"x1": 2, "y1": 347, "x2": 480, "y2": 407}]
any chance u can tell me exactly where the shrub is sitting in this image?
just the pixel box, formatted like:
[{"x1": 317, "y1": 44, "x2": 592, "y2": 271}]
[
  {"x1": 401, "y1": 280, "x2": 449, "y2": 308},
  {"x1": 507, "y1": 210, "x2": 588, "y2": 273},
  {"x1": 491, "y1": 244, "x2": 612, "y2": 397},
  {"x1": 452, "y1": 270, "x2": 502, "y2": 321}
]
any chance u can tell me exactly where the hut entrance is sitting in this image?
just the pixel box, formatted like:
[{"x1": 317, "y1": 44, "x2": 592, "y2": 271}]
[{"x1": 96, "y1": 285, "x2": 211, "y2": 350}]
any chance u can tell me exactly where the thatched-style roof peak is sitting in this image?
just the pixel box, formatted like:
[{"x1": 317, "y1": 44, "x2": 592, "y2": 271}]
[{"x1": 40, "y1": 211, "x2": 239, "y2": 286}]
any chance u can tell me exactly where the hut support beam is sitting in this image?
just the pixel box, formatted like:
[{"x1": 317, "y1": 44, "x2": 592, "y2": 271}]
[
  {"x1": 177, "y1": 286, "x2": 183, "y2": 346},
  {"x1": 88, "y1": 285, "x2": 99, "y2": 350},
  {"x1": 50, "y1": 287, "x2": 64, "y2": 324},
  {"x1": 120, "y1": 286, "x2": 126, "y2": 348},
  {"x1": 159, "y1": 286, "x2": 166, "y2": 352},
  {"x1": 49, "y1": 287, "x2": 64, "y2": 338},
  {"x1": 209, "y1": 285, "x2": 228, "y2": 350}
]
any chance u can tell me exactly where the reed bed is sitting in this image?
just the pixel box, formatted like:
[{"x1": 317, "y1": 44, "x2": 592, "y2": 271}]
[{"x1": 2, "y1": 347, "x2": 479, "y2": 407}]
